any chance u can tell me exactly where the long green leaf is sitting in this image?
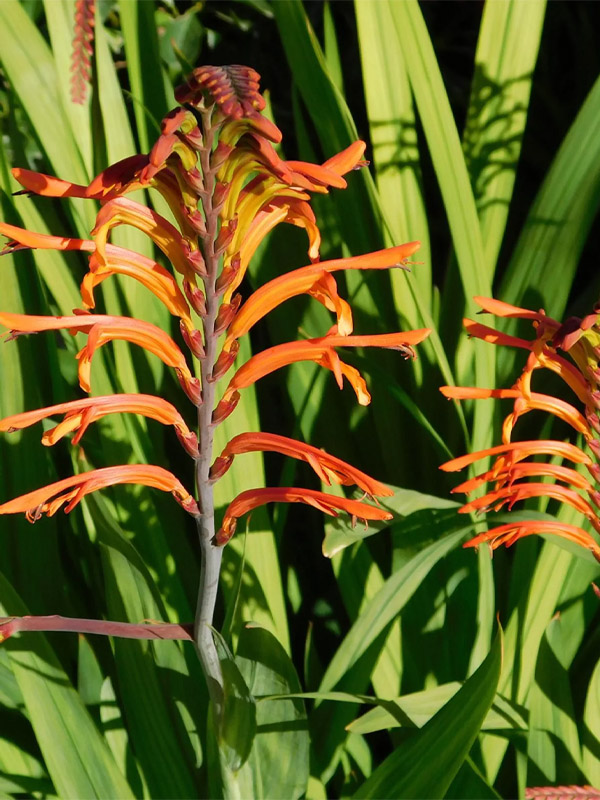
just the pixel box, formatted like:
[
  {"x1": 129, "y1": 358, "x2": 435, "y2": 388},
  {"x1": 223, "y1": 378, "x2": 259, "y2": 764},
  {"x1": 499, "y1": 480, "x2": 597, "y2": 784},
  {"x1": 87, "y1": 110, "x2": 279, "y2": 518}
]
[
  {"x1": 319, "y1": 527, "x2": 466, "y2": 693},
  {"x1": 465, "y1": 0, "x2": 547, "y2": 267},
  {"x1": 500, "y1": 72, "x2": 600, "y2": 320},
  {"x1": 354, "y1": 630, "x2": 502, "y2": 798}
]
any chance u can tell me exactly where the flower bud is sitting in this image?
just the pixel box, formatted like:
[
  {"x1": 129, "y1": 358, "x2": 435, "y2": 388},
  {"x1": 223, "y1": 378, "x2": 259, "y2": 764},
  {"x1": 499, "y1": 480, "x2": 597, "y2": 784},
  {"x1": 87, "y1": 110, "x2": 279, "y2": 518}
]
[
  {"x1": 183, "y1": 280, "x2": 207, "y2": 316},
  {"x1": 588, "y1": 462, "x2": 600, "y2": 484},
  {"x1": 182, "y1": 167, "x2": 204, "y2": 194},
  {"x1": 212, "y1": 181, "x2": 230, "y2": 211},
  {"x1": 209, "y1": 341, "x2": 240, "y2": 382},
  {"x1": 176, "y1": 428, "x2": 200, "y2": 458},
  {"x1": 209, "y1": 456, "x2": 233, "y2": 482},
  {"x1": 215, "y1": 217, "x2": 238, "y2": 254},
  {"x1": 180, "y1": 321, "x2": 204, "y2": 358},
  {"x1": 183, "y1": 126, "x2": 203, "y2": 150},
  {"x1": 161, "y1": 107, "x2": 189, "y2": 135},
  {"x1": 216, "y1": 255, "x2": 241, "y2": 294},
  {"x1": 183, "y1": 243, "x2": 207, "y2": 277},
  {"x1": 211, "y1": 141, "x2": 234, "y2": 170},
  {"x1": 212, "y1": 391, "x2": 240, "y2": 425},
  {"x1": 186, "y1": 208, "x2": 207, "y2": 236},
  {"x1": 587, "y1": 409, "x2": 600, "y2": 435},
  {"x1": 177, "y1": 372, "x2": 202, "y2": 406},
  {"x1": 589, "y1": 438, "x2": 600, "y2": 461},
  {"x1": 215, "y1": 294, "x2": 242, "y2": 334}
]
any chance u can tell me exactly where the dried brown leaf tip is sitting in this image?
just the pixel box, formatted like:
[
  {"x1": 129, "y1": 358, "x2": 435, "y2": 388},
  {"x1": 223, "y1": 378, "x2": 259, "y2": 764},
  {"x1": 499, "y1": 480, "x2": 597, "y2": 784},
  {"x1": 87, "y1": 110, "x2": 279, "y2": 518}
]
[
  {"x1": 70, "y1": 0, "x2": 95, "y2": 105},
  {"x1": 526, "y1": 786, "x2": 600, "y2": 800},
  {"x1": 174, "y1": 65, "x2": 265, "y2": 117}
]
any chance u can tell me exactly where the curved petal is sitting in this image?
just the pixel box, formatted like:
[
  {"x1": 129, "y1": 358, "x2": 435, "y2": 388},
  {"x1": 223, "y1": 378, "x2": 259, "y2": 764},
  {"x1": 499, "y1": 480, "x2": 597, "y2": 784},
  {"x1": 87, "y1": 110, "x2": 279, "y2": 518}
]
[
  {"x1": 321, "y1": 140, "x2": 368, "y2": 176},
  {"x1": 0, "y1": 224, "x2": 194, "y2": 330},
  {"x1": 0, "y1": 465, "x2": 199, "y2": 520},
  {"x1": 0, "y1": 222, "x2": 92, "y2": 253},
  {"x1": 218, "y1": 431, "x2": 393, "y2": 497},
  {"x1": 216, "y1": 486, "x2": 393, "y2": 545},
  {"x1": 473, "y1": 296, "x2": 553, "y2": 322},
  {"x1": 83, "y1": 247, "x2": 193, "y2": 328},
  {"x1": 463, "y1": 319, "x2": 533, "y2": 349},
  {"x1": 11, "y1": 167, "x2": 89, "y2": 198},
  {"x1": 452, "y1": 461, "x2": 594, "y2": 495}
]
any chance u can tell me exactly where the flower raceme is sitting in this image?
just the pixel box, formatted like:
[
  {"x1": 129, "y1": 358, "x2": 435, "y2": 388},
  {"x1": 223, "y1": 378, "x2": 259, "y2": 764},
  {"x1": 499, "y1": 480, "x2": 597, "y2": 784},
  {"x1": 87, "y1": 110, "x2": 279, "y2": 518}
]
[
  {"x1": 441, "y1": 296, "x2": 600, "y2": 562},
  {"x1": 0, "y1": 65, "x2": 429, "y2": 551}
]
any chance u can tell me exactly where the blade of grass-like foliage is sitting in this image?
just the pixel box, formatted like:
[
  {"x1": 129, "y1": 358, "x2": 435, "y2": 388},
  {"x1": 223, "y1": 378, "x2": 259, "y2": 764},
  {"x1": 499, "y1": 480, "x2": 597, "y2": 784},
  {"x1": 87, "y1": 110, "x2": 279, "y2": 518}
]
[
  {"x1": 77, "y1": 637, "x2": 146, "y2": 797},
  {"x1": 43, "y1": 0, "x2": 93, "y2": 175},
  {"x1": 0, "y1": 572, "x2": 135, "y2": 800},
  {"x1": 119, "y1": 1, "x2": 169, "y2": 152},
  {"x1": 527, "y1": 621, "x2": 582, "y2": 786},
  {"x1": 385, "y1": 0, "x2": 490, "y2": 291},
  {"x1": 386, "y1": 0, "x2": 494, "y2": 453},
  {"x1": 445, "y1": 757, "x2": 501, "y2": 800},
  {"x1": 499, "y1": 72, "x2": 600, "y2": 321},
  {"x1": 322, "y1": 2, "x2": 344, "y2": 95},
  {"x1": 353, "y1": 630, "x2": 502, "y2": 799},
  {"x1": 346, "y1": 682, "x2": 525, "y2": 734},
  {"x1": 275, "y1": 0, "x2": 462, "y2": 423},
  {"x1": 582, "y1": 657, "x2": 600, "y2": 786},
  {"x1": 465, "y1": 0, "x2": 547, "y2": 268},
  {"x1": 232, "y1": 625, "x2": 310, "y2": 800},
  {"x1": 552, "y1": 557, "x2": 600, "y2": 667},
  {"x1": 482, "y1": 539, "x2": 577, "y2": 781},
  {"x1": 331, "y1": 532, "x2": 402, "y2": 700},
  {"x1": 319, "y1": 527, "x2": 466, "y2": 694},
  {"x1": 354, "y1": 0, "x2": 432, "y2": 309}
]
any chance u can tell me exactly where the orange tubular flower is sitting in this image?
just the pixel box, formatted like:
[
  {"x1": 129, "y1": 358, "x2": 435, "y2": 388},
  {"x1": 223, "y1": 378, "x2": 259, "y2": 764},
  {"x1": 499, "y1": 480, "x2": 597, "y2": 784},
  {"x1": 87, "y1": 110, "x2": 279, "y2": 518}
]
[
  {"x1": 216, "y1": 487, "x2": 393, "y2": 545},
  {"x1": 213, "y1": 432, "x2": 393, "y2": 497},
  {"x1": 0, "y1": 395, "x2": 198, "y2": 456},
  {"x1": 441, "y1": 298, "x2": 600, "y2": 562},
  {"x1": 0, "y1": 465, "x2": 199, "y2": 521},
  {"x1": 220, "y1": 330, "x2": 431, "y2": 409},
  {"x1": 1, "y1": 64, "x2": 428, "y2": 683}
]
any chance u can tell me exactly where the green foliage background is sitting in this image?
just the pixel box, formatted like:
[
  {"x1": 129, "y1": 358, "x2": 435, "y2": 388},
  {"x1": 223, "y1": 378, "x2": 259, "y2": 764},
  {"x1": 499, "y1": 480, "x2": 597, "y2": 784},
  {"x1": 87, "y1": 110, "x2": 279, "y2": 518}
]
[{"x1": 0, "y1": 1, "x2": 599, "y2": 797}]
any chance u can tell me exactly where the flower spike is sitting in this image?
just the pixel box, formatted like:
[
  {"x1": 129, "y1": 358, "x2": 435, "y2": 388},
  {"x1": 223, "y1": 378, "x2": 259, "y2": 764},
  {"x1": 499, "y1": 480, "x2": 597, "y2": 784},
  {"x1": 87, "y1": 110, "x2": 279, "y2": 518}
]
[
  {"x1": 442, "y1": 298, "x2": 600, "y2": 560},
  {"x1": 1, "y1": 63, "x2": 429, "y2": 699}
]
